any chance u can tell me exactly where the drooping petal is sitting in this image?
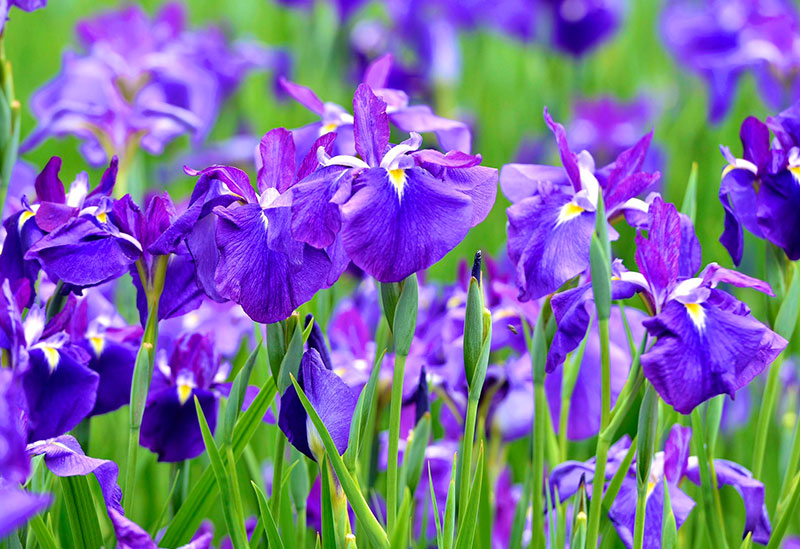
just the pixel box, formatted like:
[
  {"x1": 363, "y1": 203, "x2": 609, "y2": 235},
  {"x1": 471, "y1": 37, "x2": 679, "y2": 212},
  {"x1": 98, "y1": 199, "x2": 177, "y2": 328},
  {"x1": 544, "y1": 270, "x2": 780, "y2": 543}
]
[
  {"x1": 279, "y1": 77, "x2": 326, "y2": 116},
  {"x1": 340, "y1": 166, "x2": 472, "y2": 282},
  {"x1": 686, "y1": 458, "x2": 771, "y2": 544},
  {"x1": 278, "y1": 349, "x2": 357, "y2": 461},
  {"x1": 388, "y1": 105, "x2": 472, "y2": 154},
  {"x1": 140, "y1": 386, "x2": 218, "y2": 462},
  {"x1": 548, "y1": 435, "x2": 633, "y2": 502},
  {"x1": 499, "y1": 163, "x2": 571, "y2": 204},
  {"x1": 663, "y1": 424, "x2": 692, "y2": 484},
  {"x1": 507, "y1": 186, "x2": 596, "y2": 302},
  {"x1": 719, "y1": 167, "x2": 761, "y2": 266},
  {"x1": 22, "y1": 346, "x2": 99, "y2": 442},
  {"x1": 0, "y1": 211, "x2": 44, "y2": 306},
  {"x1": 0, "y1": 370, "x2": 31, "y2": 484},
  {"x1": 214, "y1": 203, "x2": 333, "y2": 323},
  {"x1": 641, "y1": 290, "x2": 786, "y2": 414},
  {"x1": 438, "y1": 165, "x2": 498, "y2": 227},
  {"x1": 27, "y1": 434, "x2": 122, "y2": 513},
  {"x1": 25, "y1": 217, "x2": 142, "y2": 287}
]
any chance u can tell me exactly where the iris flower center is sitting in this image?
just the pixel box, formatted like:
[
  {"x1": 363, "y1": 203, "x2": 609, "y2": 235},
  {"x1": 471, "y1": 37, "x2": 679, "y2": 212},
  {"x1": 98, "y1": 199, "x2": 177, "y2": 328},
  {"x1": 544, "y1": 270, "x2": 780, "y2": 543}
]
[
  {"x1": 685, "y1": 302, "x2": 706, "y2": 330},
  {"x1": 177, "y1": 383, "x2": 193, "y2": 405},
  {"x1": 388, "y1": 168, "x2": 407, "y2": 199},
  {"x1": 89, "y1": 335, "x2": 105, "y2": 357},
  {"x1": 557, "y1": 201, "x2": 585, "y2": 225}
]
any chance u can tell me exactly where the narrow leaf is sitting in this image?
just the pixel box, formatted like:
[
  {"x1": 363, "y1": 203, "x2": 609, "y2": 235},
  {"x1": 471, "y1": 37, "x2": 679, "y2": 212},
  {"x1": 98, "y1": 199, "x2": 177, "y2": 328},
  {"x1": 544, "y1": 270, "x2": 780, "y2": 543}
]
[{"x1": 252, "y1": 481, "x2": 286, "y2": 549}]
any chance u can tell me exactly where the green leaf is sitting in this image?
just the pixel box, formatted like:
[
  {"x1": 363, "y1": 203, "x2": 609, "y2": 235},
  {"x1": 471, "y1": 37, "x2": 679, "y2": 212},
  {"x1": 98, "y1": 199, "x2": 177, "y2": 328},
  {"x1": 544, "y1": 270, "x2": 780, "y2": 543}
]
[
  {"x1": 28, "y1": 512, "x2": 58, "y2": 549},
  {"x1": 320, "y1": 459, "x2": 337, "y2": 549},
  {"x1": 661, "y1": 478, "x2": 678, "y2": 549},
  {"x1": 378, "y1": 281, "x2": 401, "y2": 332},
  {"x1": 775, "y1": 262, "x2": 800, "y2": 339},
  {"x1": 390, "y1": 488, "x2": 413, "y2": 549},
  {"x1": 60, "y1": 475, "x2": 103, "y2": 549},
  {"x1": 401, "y1": 413, "x2": 431, "y2": 495},
  {"x1": 266, "y1": 322, "x2": 286, "y2": 381},
  {"x1": 278, "y1": 317, "x2": 305, "y2": 393},
  {"x1": 393, "y1": 274, "x2": 419, "y2": 356},
  {"x1": 429, "y1": 465, "x2": 444, "y2": 549},
  {"x1": 443, "y1": 455, "x2": 457, "y2": 549},
  {"x1": 454, "y1": 444, "x2": 484, "y2": 549},
  {"x1": 252, "y1": 480, "x2": 286, "y2": 549},
  {"x1": 680, "y1": 161, "x2": 698, "y2": 223},
  {"x1": 602, "y1": 437, "x2": 638, "y2": 512},
  {"x1": 289, "y1": 374, "x2": 390, "y2": 548},
  {"x1": 221, "y1": 343, "x2": 261, "y2": 445},
  {"x1": 160, "y1": 376, "x2": 277, "y2": 547},
  {"x1": 194, "y1": 397, "x2": 248, "y2": 549}
]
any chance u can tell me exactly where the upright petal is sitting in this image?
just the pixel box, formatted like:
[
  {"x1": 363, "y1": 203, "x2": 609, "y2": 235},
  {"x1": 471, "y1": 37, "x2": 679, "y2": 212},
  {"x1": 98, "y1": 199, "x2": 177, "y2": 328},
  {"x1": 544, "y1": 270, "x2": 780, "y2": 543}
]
[
  {"x1": 353, "y1": 84, "x2": 390, "y2": 166},
  {"x1": 634, "y1": 196, "x2": 681, "y2": 307},
  {"x1": 257, "y1": 128, "x2": 296, "y2": 194},
  {"x1": 544, "y1": 108, "x2": 582, "y2": 192}
]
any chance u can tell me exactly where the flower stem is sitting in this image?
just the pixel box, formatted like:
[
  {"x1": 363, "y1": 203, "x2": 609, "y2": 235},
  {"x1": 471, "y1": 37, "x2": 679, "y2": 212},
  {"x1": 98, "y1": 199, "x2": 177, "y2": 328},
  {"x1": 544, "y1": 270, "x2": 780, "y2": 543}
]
[
  {"x1": 123, "y1": 256, "x2": 168, "y2": 513},
  {"x1": 586, "y1": 317, "x2": 611, "y2": 548},
  {"x1": 386, "y1": 351, "x2": 407, "y2": 532},
  {"x1": 752, "y1": 355, "x2": 782, "y2": 479},
  {"x1": 633, "y1": 482, "x2": 647, "y2": 549},
  {"x1": 531, "y1": 382, "x2": 547, "y2": 549},
  {"x1": 458, "y1": 396, "x2": 478, "y2": 526},
  {"x1": 270, "y1": 430, "x2": 286, "y2": 518}
]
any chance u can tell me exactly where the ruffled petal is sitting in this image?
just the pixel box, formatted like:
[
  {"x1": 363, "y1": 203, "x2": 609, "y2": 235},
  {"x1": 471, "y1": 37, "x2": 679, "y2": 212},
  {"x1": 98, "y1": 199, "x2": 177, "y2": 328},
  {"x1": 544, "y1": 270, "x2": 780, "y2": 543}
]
[
  {"x1": 641, "y1": 290, "x2": 786, "y2": 414},
  {"x1": 290, "y1": 166, "x2": 353, "y2": 249},
  {"x1": 340, "y1": 166, "x2": 472, "y2": 282}
]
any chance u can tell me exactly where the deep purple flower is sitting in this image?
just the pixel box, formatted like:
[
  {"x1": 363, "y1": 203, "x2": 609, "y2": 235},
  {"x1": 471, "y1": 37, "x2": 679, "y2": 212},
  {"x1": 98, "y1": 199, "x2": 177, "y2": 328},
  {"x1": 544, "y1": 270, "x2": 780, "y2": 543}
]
[
  {"x1": 542, "y1": 0, "x2": 624, "y2": 57},
  {"x1": 293, "y1": 83, "x2": 496, "y2": 282},
  {"x1": 719, "y1": 108, "x2": 800, "y2": 264},
  {"x1": 551, "y1": 195, "x2": 786, "y2": 413},
  {"x1": 21, "y1": 3, "x2": 286, "y2": 167},
  {"x1": 140, "y1": 332, "x2": 229, "y2": 462},
  {"x1": 662, "y1": 0, "x2": 800, "y2": 122},
  {"x1": 502, "y1": 108, "x2": 660, "y2": 301},
  {"x1": 279, "y1": 348, "x2": 358, "y2": 462}
]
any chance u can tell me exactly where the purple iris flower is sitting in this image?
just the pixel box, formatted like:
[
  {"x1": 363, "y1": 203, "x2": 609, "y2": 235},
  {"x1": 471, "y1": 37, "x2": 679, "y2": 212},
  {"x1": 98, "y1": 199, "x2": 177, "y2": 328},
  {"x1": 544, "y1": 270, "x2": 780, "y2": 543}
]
[
  {"x1": 662, "y1": 0, "x2": 800, "y2": 122},
  {"x1": 279, "y1": 347, "x2": 358, "y2": 462},
  {"x1": 550, "y1": 424, "x2": 771, "y2": 546},
  {"x1": 140, "y1": 331, "x2": 230, "y2": 462},
  {"x1": 501, "y1": 108, "x2": 660, "y2": 301},
  {"x1": 0, "y1": 281, "x2": 99, "y2": 442},
  {"x1": 293, "y1": 83, "x2": 496, "y2": 282},
  {"x1": 0, "y1": 0, "x2": 46, "y2": 34},
  {"x1": 541, "y1": 0, "x2": 625, "y2": 57},
  {"x1": 549, "y1": 196, "x2": 786, "y2": 413},
  {"x1": 282, "y1": 53, "x2": 473, "y2": 160},
  {"x1": 0, "y1": 370, "x2": 51, "y2": 538},
  {"x1": 152, "y1": 128, "x2": 345, "y2": 323},
  {"x1": 21, "y1": 3, "x2": 285, "y2": 167},
  {"x1": 719, "y1": 106, "x2": 800, "y2": 264}
]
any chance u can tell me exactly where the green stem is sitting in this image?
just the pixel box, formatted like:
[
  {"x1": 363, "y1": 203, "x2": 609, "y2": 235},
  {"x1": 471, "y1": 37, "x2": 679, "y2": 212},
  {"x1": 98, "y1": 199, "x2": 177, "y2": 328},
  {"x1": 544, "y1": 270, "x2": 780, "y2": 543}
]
[
  {"x1": 779, "y1": 410, "x2": 800, "y2": 505},
  {"x1": 531, "y1": 382, "x2": 547, "y2": 549},
  {"x1": 458, "y1": 397, "x2": 478, "y2": 526},
  {"x1": 633, "y1": 483, "x2": 647, "y2": 549},
  {"x1": 767, "y1": 472, "x2": 800, "y2": 549},
  {"x1": 752, "y1": 356, "x2": 783, "y2": 479},
  {"x1": 386, "y1": 352, "x2": 407, "y2": 532},
  {"x1": 586, "y1": 318, "x2": 611, "y2": 548},
  {"x1": 123, "y1": 256, "x2": 168, "y2": 513},
  {"x1": 690, "y1": 409, "x2": 728, "y2": 548}
]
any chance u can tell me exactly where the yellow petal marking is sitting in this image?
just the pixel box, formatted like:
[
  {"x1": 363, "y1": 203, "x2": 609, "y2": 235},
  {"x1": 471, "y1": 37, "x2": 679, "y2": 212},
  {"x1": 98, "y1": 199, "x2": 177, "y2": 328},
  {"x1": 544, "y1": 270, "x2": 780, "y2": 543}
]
[
  {"x1": 177, "y1": 383, "x2": 193, "y2": 406},
  {"x1": 556, "y1": 201, "x2": 585, "y2": 226}
]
